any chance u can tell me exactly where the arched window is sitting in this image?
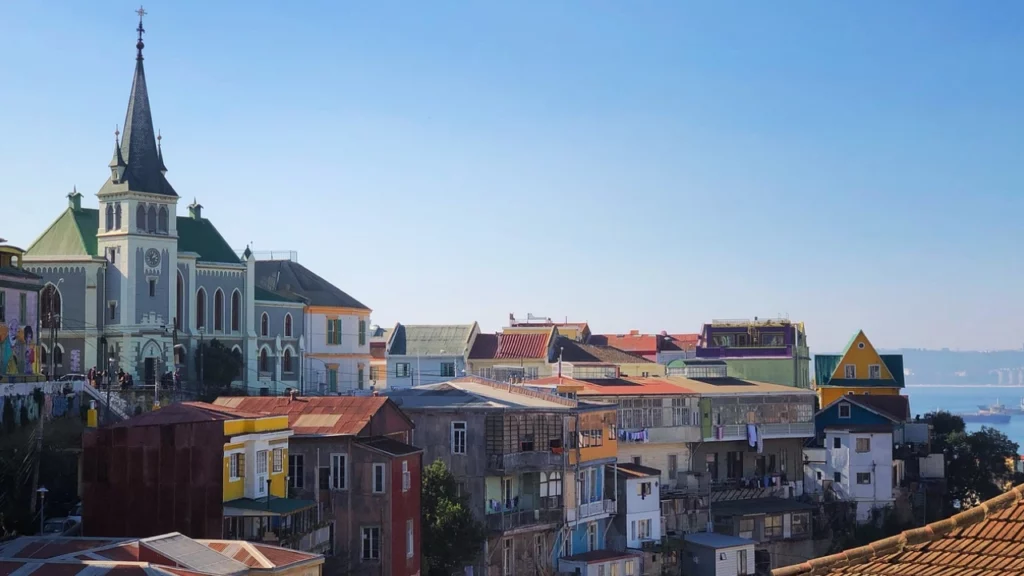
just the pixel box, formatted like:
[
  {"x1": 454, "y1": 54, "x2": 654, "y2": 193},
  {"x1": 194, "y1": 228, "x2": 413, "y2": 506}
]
[
  {"x1": 195, "y1": 288, "x2": 206, "y2": 330},
  {"x1": 175, "y1": 272, "x2": 184, "y2": 331},
  {"x1": 214, "y1": 289, "x2": 224, "y2": 331},
  {"x1": 115, "y1": 203, "x2": 122, "y2": 229},
  {"x1": 137, "y1": 203, "x2": 147, "y2": 231},
  {"x1": 261, "y1": 313, "x2": 269, "y2": 337},
  {"x1": 41, "y1": 284, "x2": 62, "y2": 329},
  {"x1": 53, "y1": 344, "x2": 64, "y2": 367},
  {"x1": 231, "y1": 290, "x2": 241, "y2": 332},
  {"x1": 147, "y1": 205, "x2": 157, "y2": 231},
  {"x1": 105, "y1": 204, "x2": 114, "y2": 231},
  {"x1": 259, "y1": 348, "x2": 269, "y2": 372},
  {"x1": 174, "y1": 346, "x2": 186, "y2": 366},
  {"x1": 158, "y1": 206, "x2": 169, "y2": 232},
  {"x1": 40, "y1": 345, "x2": 48, "y2": 367},
  {"x1": 284, "y1": 314, "x2": 292, "y2": 337},
  {"x1": 283, "y1": 348, "x2": 293, "y2": 372}
]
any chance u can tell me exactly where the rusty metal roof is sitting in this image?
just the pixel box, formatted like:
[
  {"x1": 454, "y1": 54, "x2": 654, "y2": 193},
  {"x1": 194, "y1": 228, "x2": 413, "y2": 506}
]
[{"x1": 213, "y1": 395, "x2": 399, "y2": 436}]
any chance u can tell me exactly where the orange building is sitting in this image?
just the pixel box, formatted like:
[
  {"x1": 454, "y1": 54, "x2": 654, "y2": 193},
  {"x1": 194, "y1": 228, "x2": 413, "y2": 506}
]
[{"x1": 814, "y1": 330, "x2": 905, "y2": 406}]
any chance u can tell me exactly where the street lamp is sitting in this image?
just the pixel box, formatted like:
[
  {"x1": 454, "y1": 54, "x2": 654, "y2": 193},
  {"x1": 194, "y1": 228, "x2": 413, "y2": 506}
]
[{"x1": 36, "y1": 486, "x2": 48, "y2": 534}]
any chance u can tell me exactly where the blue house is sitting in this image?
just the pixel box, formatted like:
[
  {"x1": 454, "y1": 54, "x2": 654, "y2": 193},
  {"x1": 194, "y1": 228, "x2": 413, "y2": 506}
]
[
  {"x1": 385, "y1": 323, "x2": 479, "y2": 388},
  {"x1": 814, "y1": 394, "x2": 911, "y2": 439}
]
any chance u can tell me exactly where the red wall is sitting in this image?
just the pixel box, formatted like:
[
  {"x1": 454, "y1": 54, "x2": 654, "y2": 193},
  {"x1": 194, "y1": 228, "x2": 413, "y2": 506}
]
[{"x1": 389, "y1": 452, "x2": 422, "y2": 576}]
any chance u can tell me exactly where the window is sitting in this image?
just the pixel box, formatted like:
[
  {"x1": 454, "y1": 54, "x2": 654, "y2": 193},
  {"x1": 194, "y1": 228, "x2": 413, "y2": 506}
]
[
  {"x1": 53, "y1": 346, "x2": 63, "y2": 367},
  {"x1": 738, "y1": 518, "x2": 754, "y2": 539},
  {"x1": 158, "y1": 205, "x2": 168, "y2": 232},
  {"x1": 727, "y1": 451, "x2": 743, "y2": 479},
  {"x1": 637, "y1": 481, "x2": 652, "y2": 498},
  {"x1": 764, "y1": 514, "x2": 783, "y2": 538},
  {"x1": 40, "y1": 346, "x2": 48, "y2": 368},
  {"x1": 587, "y1": 522, "x2": 598, "y2": 551},
  {"x1": 176, "y1": 273, "x2": 184, "y2": 331},
  {"x1": 328, "y1": 368, "x2": 338, "y2": 392},
  {"x1": 256, "y1": 450, "x2": 268, "y2": 475},
  {"x1": 195, "y1": 288, "x2": 206, "y2": 329},
  {"x1": 147, "y1": 205, "x2": 157, "y2": 231},
  {"x1": 625, "y1": 560, "x2": 635, "y2": 576},
  {"x1": 107, "y1": 247, "x2": 117, "y2": 264},
  {"x1": 856, "y1": 437, "x2": 871, "y2": 453},
  {"x1": 361, "y1": 527, "x2": 380, "y2": 560},
  {"x1": 856, "y1": 472, "x2": 872, "y2": 485},
  {"x1": 358, "y1": 366, "x2": 365, "y2": 389},
  {"x1": 272, "y1": 448, "x2": 283, "y2": 473},
  {"x1": 18, "y1": 293, "x2": 26, "y2": 324},
  {"x1": 284, "y1": 313, "x2": 292, "y2": 337},
  {"x1": 40, "y1": 284, "x2": 61, "y2": 329},
  {"x1": 611, "y1": 562, "x2": 619, "y2": 576},
  {"x1": 115, "y1": 203, "x2": 122, "y2": 229},
  {"x1": 402, "y1": 461, "x2": 410, "y2": 492},
  {"x1": 370, "y1": 366, "x2": 380, "y2": 381},
  {"x1": 869, "y1": 364, "x2": 881, "y2": 379},
  {"x1": 833, "y1": 437, "x2": 841, "y2": 449},
  {"x1": 440, "y1": 362, "x2": 456, "y2": 378},
  {"x1": 231, "y1": 291, "x2": 240, "y2": 332},
  {"x1": 326, "y1": 318, "x2": 342, "y2": 345},
  {"x1": 359, "y1": 319, "x2": 366, "y2": 346},
  {"x1": 259, "y1": 348, "x2": 269, "y2": 372},
  {"x1": 667, "y1": 454, "x2": 678, "y2": 479},
  {"x1": 502, "y1": 539, "x2": 513, "y2": 576},
  {"x1": 289, "y1": 454, "x2": 304, "y2": 488},
  {"x1": 638, "y1": 518, "x2": 652, "y2": 539},
  {"x1": 105, "y1": 203, "x2": 114, "y2": 230},
  {"x1": 738, "y1": 549, "x2": 749, "y2": 575},
  {"x1": 331, "y1": 454, "x2": 347, "y2": 490},
  {"x1": 214, "y1": 289, "x2": 224, "y2": 331},
  {"x1": 406, "y1": 519, "x2": 414, "y2": 558},
  {"x1": 451, "y1": 421, "x2": 467, "y2": 454},
  {"x1": 229, "y1": 453, "x2": 244, "y2": 480},
  {"x1": 598, "y1": 566, "x2": 605, "y2": 576},
  {"x1": 283, "y1": 349, "x2": 293, "y2": 372},
  {"x1": 844, "y1": 364, "x2": 856, "y2": 379},
  {"x1": 838, "y1": 403, "x2": 851, "y2": 418},
  {"x1": 791, "y1": 512, "x2": 810, "y2": 536},
  {"x1": 373, "y1": 463, "x2": 386, "y2": 493},
  {"x1": 137, "y1": 204, "x2": 147, "y2": 231},
  {"x1": 395, "y1": 362, "x2": 410, "y2": 378},
  {"x1": 149, "y1": 278, "x2": 156, "y2": 297},
  {"x1": 260, "y1": 313, "x2": 269, "y2": 336},
  {"x1": 540, "y1": 471, "x2": 562, "y2": 497}
]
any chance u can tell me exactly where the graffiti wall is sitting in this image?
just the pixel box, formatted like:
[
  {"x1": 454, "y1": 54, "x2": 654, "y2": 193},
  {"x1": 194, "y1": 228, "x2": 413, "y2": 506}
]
[{"x1": 0, "y1": 288, "x2": 40, "y2": 376}]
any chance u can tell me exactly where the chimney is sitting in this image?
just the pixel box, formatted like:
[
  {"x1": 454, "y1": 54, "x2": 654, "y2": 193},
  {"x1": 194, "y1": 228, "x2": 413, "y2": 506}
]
[
  {"x1": 67, "y1": 187, "x2": 82, "y2": 211},
  {"x1": 188, "y1": 198, "x2": 203, "y2": 220},
  {"x1": 288, "y1": 388, "x2": 298, "y2": 402}
]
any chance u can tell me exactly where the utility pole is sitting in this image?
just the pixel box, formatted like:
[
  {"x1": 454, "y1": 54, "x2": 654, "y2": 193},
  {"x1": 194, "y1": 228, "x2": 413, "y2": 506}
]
[{"x1": 31, "y1": 281, "x2": 60, "y2": 516}]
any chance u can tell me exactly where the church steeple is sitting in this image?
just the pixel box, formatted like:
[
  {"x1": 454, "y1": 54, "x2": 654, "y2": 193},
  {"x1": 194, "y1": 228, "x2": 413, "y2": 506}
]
[{"x1": 111, "y1": 7, "x2": 177, "y2": 197}]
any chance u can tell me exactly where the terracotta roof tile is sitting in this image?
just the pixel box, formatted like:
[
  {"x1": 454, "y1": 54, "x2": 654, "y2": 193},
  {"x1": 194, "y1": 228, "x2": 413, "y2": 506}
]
[
  {"x1": 214, "y1": 396, "x2": 397, "y2": 436},
  {"x1": 496, "y1": 332, "x2": 549, "y2": 359},
  {"x1": 771, "y1": 485, "x2": 1024, "y2": 576}
]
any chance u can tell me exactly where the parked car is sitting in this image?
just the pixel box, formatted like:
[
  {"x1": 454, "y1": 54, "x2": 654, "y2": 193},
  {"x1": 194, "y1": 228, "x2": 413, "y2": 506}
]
[
  {"x1": 68, "y1": 502, "x2": 82, "y2": 524},
  {"x1": 41, "y1": 517, "x2": 79, "y2": 537}
]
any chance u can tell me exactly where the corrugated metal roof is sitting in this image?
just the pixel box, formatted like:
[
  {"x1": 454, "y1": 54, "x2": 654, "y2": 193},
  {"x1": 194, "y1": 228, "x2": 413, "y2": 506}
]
[
  {"x1": 214, "y1": 396, "x2": 394, "y2": 436},
  {"x1": 254, "y1": 260, "x2": 368, "y2": 310},
  {"x1": 108, "y1": 402, "x2": 263, "y2": 429},
  {"x1": 140, "y1": 534, "x2": 248, "y2": 576},
  {"x1": 496, "y1": 332, "x2": 550, "y2": 359},
  {"x1": 389, "y1": 324, "x2": 476, "y2": 356},
  {"x1": 555, "y1": 336, "x2": 652, "y2": 364}
]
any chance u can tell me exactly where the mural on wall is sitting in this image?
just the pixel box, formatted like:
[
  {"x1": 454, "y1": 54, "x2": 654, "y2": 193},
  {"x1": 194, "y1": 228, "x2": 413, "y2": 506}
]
[{"x1": 0, "y1": 321, "x2": 40, "y2": 376}]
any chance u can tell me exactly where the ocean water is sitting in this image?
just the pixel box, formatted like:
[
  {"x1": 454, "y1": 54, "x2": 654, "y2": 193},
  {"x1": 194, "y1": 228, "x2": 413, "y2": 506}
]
[{"x1": 904, "y1": 385, "x2": 1024, "y2": 449}]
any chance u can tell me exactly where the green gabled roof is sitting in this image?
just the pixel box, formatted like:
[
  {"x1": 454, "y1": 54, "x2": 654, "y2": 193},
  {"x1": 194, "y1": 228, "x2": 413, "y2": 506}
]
[
  {"x1": 26, "y1": 207, "x2": 240, "y2": 264},
  {"x1": 254, "y1": 286, "x2": 305, "y2": 303},
  {"x1": 26, "y1": 208, "x2": 97, "y2": 257},
  {"x1": 175, "y1": 215, "x2": 241, "y2": 264},
  {"x1": 814, "y1": 354, "x2": 905, "y2": 388},
  {"x1": 814, "y1": 355, "x2": 841, "y2": 387}
]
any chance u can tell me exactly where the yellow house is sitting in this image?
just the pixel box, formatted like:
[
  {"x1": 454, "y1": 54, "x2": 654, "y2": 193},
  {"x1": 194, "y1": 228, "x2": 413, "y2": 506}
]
[
  {"x1": 814, "y1": 330, "x2": 905, "y2": 406},
  {"x1": 467, "y1": 326, "x2": 558, "y2": 381}
]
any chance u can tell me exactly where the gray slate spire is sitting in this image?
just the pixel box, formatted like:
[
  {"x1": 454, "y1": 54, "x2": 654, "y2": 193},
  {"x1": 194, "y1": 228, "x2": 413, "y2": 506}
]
[{"x1": 115, "y1": 8, "x2": 177, "y2": 197}]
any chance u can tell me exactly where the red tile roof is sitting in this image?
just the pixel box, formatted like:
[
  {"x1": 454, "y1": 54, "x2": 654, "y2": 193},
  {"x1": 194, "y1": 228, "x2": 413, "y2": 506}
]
[
  {"x1": 497, "y1": 332, "x2": 549, "y2": 359},
  {"x1": 591, "y1": 332, "x2": 699, "y2": 354},
  {"x1": 214, "y1": 396, "x2": 400, "y2": 437},
  {"x1": 773, "y1": 484, "x2": 1024, "y2": 576}
]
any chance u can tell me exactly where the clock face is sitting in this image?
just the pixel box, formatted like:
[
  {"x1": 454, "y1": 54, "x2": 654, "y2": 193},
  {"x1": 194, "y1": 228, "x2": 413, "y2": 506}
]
[{"x1": 145, "y1": 248, "x2": 161, "y2": 268}]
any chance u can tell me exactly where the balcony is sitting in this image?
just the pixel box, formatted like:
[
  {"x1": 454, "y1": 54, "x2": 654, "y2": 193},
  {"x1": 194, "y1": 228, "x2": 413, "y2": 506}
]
[
  {"x1": 566, "y1": 499, "x2": 616, "y2": 522},
  {"x1": 705, "y1": 422, "x2": 814, "y2": 441},
  {"x1": 487, "y1": 450, "x2": 564, "y2": 473},
  {"x1": 486, "y1": 495, "x2": 564, "y2": 533}
]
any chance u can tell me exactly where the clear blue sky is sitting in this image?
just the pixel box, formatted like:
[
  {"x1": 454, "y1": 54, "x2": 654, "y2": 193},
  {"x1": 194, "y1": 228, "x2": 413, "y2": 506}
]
[{"x1": 2, "y1": 2, "x2": 1023, "y2": 352}]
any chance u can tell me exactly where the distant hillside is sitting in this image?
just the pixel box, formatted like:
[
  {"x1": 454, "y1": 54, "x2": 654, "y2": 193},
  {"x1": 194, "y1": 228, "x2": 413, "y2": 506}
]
[{"x1": 813, "y1": 349, "x2": 1024, "y2": 386}]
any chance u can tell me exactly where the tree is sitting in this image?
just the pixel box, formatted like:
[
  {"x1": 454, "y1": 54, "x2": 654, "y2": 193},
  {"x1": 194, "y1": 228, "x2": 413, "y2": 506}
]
[
  {"x1": 925, "y1": 410, "x2": 1020, "y2": 514},
  {"x1": 196, "y1": 339, "x2": 243, "y2": 393},
  {"x1": 421, "y1": 459, "x2": 485, "y2": 576}
]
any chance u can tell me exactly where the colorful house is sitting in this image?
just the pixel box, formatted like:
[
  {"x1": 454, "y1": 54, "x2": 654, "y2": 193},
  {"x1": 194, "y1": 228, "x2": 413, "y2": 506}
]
[
  {"x1": 692, "y1": 318, "x2": 810, "y2": 389},
  {"x1": 814, "y1": 330, "x2": 905, "y2": 406},
  {"x1": 467, "y1": 326, "x2": 558, "y2": 381},
  {"x1": 0, "y1": 240, "x2": 43, "y2": 381},
  {"x1": 82, "y1": 402, "x2": 327, "y2": 553}
]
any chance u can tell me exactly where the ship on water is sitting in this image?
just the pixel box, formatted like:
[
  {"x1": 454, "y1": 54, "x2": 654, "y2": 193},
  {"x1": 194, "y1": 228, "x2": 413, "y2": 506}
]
[
  {"x1": 960, "y1": 411, "x2": 1012, "y2": 424},
  {"x1": 975, "y1": 398, "x2": 1024, "y2": 416}
]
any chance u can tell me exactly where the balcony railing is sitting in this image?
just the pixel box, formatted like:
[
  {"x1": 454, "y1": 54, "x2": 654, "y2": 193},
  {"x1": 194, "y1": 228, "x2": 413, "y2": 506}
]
[
  {"x1": 566, "y1": 499, "x2": 616, "y2": 522},
  {"x1": 706, "y1": 422, "x2": 814, "y2": 441},
  {"x1": 487, "y1": 450, "x2": 564, "y2": 472},
  {"x1": 486, "y1": 507, "x2": 563, "y2": 532}
]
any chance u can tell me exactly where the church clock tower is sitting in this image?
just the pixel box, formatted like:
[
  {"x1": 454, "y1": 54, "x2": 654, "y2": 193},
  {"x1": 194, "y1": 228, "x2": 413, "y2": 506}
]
[{"x1": 96, "y1": 7, "x2": 179, "y2": 383}]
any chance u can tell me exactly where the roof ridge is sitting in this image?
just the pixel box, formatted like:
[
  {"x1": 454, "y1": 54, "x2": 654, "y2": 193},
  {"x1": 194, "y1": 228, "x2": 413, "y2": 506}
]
[{"x1": 772, "y1": 484, "x2": 1024, "y2": 576}]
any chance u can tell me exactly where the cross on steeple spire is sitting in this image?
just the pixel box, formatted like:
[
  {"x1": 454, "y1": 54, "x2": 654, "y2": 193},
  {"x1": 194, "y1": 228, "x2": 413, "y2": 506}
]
[{"x1": 136, "y1": 6, "x2": 147, "y2": 60}]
